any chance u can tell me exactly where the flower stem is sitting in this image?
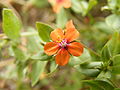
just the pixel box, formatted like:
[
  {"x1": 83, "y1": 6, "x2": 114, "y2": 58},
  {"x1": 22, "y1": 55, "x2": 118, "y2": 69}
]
[{"x1": 0, "y1": 32, "x2": 38, "y2": 40}]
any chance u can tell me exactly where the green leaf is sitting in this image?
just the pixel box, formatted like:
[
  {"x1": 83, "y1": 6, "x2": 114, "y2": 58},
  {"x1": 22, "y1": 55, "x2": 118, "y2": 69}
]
[
  {"x1": 31, "y1": 51, "x2": 52, "y2": 61},
  {"x1": 71, "y1": 0, "x2": 88, "y2": 15},
  {"x1": 30, "y1": 0, "x2": 48, "y2": 8},
  {"x1": 106, "y1": 14, "x2": 120, "y2": 31},
  {"x1": 74, "y1": 62, "x2": 101, "y2": 77},
  {"x1": 36, "y1": 22, "x2": 53, "y2": 42},
  {"x1": 84, "y1": 0, "x2": 97, "y2": 15},
  {"x1": 48, "y1": 61, "x2": 58, "y2": 75},
  {"x1": 26, "y1": 27, "x2": 43, "y2": 54},
  {"x1": 2, "y1": 8, "x2": 22, "y2": 41},
  {"x1": 105, "y1": 32, "x2": 120, "y2": 56},
  {"x1": 31, "y1": 61, "x2": 47, "y2": 86},
  {"x1": 56, "y1": 8, "x2": 68, "y2": 28},
  {"x1": 12, "y1": 46, "x2": 28, "y2": 61},
  {"x1": 112, "y1": 54, "x2": 120, "y2": 74},
  {"x1": 97, "y1": 71, "x2": 111, "y2": 80},
  {"x1": 101, "y1": 45, "x2": 111, "y2": 61},
  {"x1": 84, "y1": 80, "x2": 114, "y2": 90},
  {"x1": 69, "y1": 49, "x2": 91, "y2": 66}
]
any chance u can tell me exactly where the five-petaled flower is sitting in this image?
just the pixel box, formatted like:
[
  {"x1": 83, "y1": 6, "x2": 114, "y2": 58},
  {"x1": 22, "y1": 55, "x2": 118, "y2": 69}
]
[
  {"x1": 48, "y1": 0, "x2": 71, "y2": 13},
  {"x1": 44, "y1": 20, "x2": 84, "y2": 66}
]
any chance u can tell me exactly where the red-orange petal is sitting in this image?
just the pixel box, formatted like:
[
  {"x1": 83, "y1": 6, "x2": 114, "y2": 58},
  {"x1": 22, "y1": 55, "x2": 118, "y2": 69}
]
[
  {"x1": 44, "y1": 42, "x2": 60, "y2": 55},
  {"x1": 50, "y1": 28, "x2": 64, "y2": 42},
  {"x1": 55, "y1": 48, "x2": 70, "y2": 66},
  {"x1": 66, "y1": 20, "x2": 75, "y2": 29},
  {"x1": 67, "y1": 42, "x2": 84, "y2": 56},
  {"x1": 64, "y1": 28, "x2": 79, "y2": 42}
]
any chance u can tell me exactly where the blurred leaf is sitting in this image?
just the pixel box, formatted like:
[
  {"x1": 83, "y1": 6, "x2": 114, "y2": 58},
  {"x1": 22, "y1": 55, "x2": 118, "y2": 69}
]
[
  {"x1": 106, "y1": 14, "x2": 120, "y2": 31},
  {"x1": 36, "y1": 22, "x2": 53, "y2": 42},
  {"x1": 31, "y1": 51, "x2": 52, "y2": 61},
  {"x1": 12, "y1": 46, "x2": 28, "y2": 61},
  {"x1": 16, "y1": 62, "x2": 27, "y2": 81},
  {"x1": 56, "y1": 8, "x2": 68, "y2": 28},
  {"x1": 69, "y1": 49, "x2": 91, "y2": 66},
  {"x1": 30, "y1": 0, "x2": 48, "y2": 8},
  {"x1": 26, "y1": 27, "x2": 43, "y2": 54},
  {"x1": 48, "y1": 61, "x2": 58, "y2": 75},
  {"x1": 84, "y1": 0, "x2": 97, "y2": 15},
  {"x1": 74, "y1": 62, "x2": 101, "y2": 77},
  {"x1": 84, "y1": 80, "x2": 114, "y2": 90},
  {"x1": 2, "y1": 8, "x2": 22, "y2": 41},
  {"x1": 71, "y1": 0, "x2": 88, "y2": 16},
  {"x1": 107, "y1": 0, "x2": 120, "y2": 11},
  {"x1": 97, "y1": 71, "x2": 111, "y2": 80},
  {"x1": 101, "y1": 45, "x2": 111, "y2": 61},
  {"x1": 112, "y1": 54, "x2": 120, "y2": 74},
  {"x1": 93, "y1": 21, "x2": 113, "y2": 33},
  {"x1": 114, "y1": 88, "x2": 120, "y2": 90},
  {"x1": 31, "y1": 61, "x2": 47, "y2": 86},
  {"x1": 105, "y1": 32, "x2": 120, "y2": 56}
]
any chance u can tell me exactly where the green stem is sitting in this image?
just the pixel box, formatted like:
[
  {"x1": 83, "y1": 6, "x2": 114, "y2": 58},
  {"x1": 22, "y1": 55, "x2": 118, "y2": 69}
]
[
  {"x1": 0, "y1": 32, "x2": 38, "y2": 40},
  {"x1": 84, "y1": 44, "x2": 101, "y2": 57}
]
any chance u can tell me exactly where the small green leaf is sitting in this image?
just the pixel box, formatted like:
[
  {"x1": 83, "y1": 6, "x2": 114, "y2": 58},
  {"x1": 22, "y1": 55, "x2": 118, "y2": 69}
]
[
  {"x1": 31, "y1": 51, "x2": 52, "y2": 61},
  {"x1": 12, "y1": 46, "x2": 28, "y2": 61},
  {"x1": 48, "y1": 61, "x2": 58, "y2": 75},
  {"x1": 84, "y1": 80, "x2": 114, "y2": 90},
  {"x1": 26, "y1": 27, "x2": 43, "y2": 54},
  {"x1": 36, "y1": 22, "x2": 53, "y2": 42},
  {"x1": 2, "y1": 8, "x2": 22, "y2": 41},
  {"x1": 106, "y1": 14, "x2": 120, "y2": 31},
  {"x1": 31, "y1": 61, "x2": 47, "y2": 86},
  {"x1": 69, "y1": 49, "x2": 91, "y2": 66},
  {"x1": 101, "y1": 45, "x2": 111, "y2": 61},
  {"x1": 56, "y1": 8, "x2": 68, "y2": 28},
  {"x1": 105, "y1": 32, "x2": 120, "y2": 56},
  {"x1": 112, "y1": 54, "x2": 120, "y2": 74},
  {"x1": 71, "y1": 0, "x2": 88, "y2": 15},
  {"x1": 30, "y1": 0, "x2": 48, "y2": 8},
  {"x1": 84, "y1": 0, "x2": 97, "y2": 15},
  {"x1": 74, "y1": 64, "x2": 100, "y2": 77}
]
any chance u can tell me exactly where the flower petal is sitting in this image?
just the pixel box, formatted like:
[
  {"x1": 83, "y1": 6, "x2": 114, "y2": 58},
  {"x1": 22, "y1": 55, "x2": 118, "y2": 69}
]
[
  {"x1": 67, "y1": 42, "x2": 84, "y2": 56},
  {"x1": 64, "y1": 28, "x2": 79, "y2": 42},
  {"x1": 66, "y1": 20, "x2": 75, "y2": 29},
  {"x1": 50, "y1": 28, "x2": 64, "y2": 42},
  {"x1": 63, "y1": 0, "x2": 71, "y2": 8},
  {"x1": 55, "y1": 48, "x2": 70, "y2": 66},
  {"x1": 44, "y1": 42, "x2": 60, "y2": 55}
]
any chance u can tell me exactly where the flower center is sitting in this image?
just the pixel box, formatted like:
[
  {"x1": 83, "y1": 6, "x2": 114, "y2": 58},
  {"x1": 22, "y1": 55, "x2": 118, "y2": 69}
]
[
  {"x1": 59, "y1": 39, "x2": 68, "y2": 48},
  {"x1": 56, "y1": 0, "x2": 63, "y2": 3}
]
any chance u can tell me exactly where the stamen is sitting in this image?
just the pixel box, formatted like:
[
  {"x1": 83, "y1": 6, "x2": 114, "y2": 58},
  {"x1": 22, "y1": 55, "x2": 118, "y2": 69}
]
[{"x1": 59, "y1": 39, "x2": 68, "y2": 48}]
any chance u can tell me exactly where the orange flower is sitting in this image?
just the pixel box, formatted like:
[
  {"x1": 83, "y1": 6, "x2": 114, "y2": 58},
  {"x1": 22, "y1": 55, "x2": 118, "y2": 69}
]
[
  {"x1": 44, "y1": 20, "x2": 84, "y2": 66},
  {"x1": 48, "y1": 0, "x2": 71, "y2": 13}
]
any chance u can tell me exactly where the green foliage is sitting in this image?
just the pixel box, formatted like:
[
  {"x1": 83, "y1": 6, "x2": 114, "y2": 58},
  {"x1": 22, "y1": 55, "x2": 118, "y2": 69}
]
[
  {"x1": 56, "y1": 8, "x2": 68, "y2": 28},
  {"x1": 112, "y1": 54, "x2": 120, "y2": 74},
  {"x1": 106, "y1": 14, "x2": 120, "y2": 31},
  {"x1": 71, "y1": 0, "x2": 88, "y2": 15},
  {"x1": 36, "y1": 22, "x2": 54, "y2": 42},
  {"x1": 30, "y1": 61, "x2": 47, "y2": 86},
  {"x1": 2, "y1": 9, "x2": 22, "y2": 41},
  {"x1": 29, "y1": 0, "x2": 48, "y2": 8},
  {"x1": 101, "y1": 45, "x2": 111, "y2": 61},
  {"x1": 84, "y1": 80, "x2": 114, "y2": 90}
]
